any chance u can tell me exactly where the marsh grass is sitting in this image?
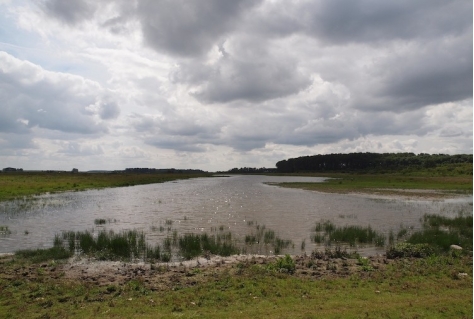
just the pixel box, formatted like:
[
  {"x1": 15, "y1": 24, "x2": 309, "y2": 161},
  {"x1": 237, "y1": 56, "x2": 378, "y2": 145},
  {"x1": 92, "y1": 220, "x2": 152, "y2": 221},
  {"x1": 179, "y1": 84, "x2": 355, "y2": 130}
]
[
  {"x1": 312, "y1": 221, "x2": 386, "y2": 247},
  {"x1": 179, "y1": 232, "x2": 240, "y2": 260},
  {"x1": 60, "y1": 229, "x2": 169, "y2": 262},
  {"x1": 406, "y1": 213, "x2": 472, "y2": 252},
  {"x1": 94, "y1": 218, "x2": 107, "y2": 225},
  {"x1": 243, "y1": 223, "x2": 293, "y2": 255},
  {"x1": 0, "y1": 225, "x2": 11, "y2": 235}
]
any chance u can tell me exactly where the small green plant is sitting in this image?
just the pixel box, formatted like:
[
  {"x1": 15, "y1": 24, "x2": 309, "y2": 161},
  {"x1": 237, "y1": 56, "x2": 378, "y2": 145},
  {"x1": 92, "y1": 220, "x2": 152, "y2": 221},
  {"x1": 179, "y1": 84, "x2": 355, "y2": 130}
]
[
  {"x1": 357, "y1": 257, "x2": 373, "y2": 271},
  {"x1": 268, "y1": 255, "x2": 296, "y2": 274}
]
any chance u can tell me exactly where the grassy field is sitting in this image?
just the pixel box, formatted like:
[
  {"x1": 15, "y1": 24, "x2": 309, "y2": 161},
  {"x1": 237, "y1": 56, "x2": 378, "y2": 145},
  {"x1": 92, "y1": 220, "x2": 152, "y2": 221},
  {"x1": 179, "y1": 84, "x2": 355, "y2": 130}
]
[
  {"x1": 0, "y1": 172, "x2": 211, "y2": 202},
  {"x1": 274, "y1": 173, "x2": 472, "y2": 197},
  {"x1": 0, "y1": 252, "x2": 471, "y2": 318}
]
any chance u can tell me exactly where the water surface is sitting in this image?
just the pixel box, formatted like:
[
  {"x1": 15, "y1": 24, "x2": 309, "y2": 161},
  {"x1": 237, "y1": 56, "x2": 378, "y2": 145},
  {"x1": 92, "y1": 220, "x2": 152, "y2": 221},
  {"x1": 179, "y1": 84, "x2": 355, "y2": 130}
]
[{"x1": 0, "y1": 175, "x2": 471, "y2": 255}]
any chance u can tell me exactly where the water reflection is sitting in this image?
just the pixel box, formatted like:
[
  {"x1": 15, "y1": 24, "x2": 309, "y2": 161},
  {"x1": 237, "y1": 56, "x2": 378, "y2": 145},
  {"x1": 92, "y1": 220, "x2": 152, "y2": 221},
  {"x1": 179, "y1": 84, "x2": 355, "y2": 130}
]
[{"x1": 0, "y1": 175, "x2": 471, "y2": 255}]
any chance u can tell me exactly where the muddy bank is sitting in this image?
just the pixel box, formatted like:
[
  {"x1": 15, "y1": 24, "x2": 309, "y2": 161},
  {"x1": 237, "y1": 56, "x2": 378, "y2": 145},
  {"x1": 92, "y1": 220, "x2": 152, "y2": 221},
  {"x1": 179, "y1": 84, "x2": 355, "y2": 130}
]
[{"x1": 1, "y1": 253, "x2": 393, "y2": 291}]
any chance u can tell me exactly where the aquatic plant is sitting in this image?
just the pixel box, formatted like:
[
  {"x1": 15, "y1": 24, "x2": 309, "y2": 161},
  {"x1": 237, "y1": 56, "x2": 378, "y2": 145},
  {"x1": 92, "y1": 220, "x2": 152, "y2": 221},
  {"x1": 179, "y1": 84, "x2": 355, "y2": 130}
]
[
  {"x1": 178, "y1": 232, "x2": 239, "y2": 260},
  {"x1": 94, "y1": 218, "x2": 107, "y2": 225},
  {"x1": 311, "y1": 220, "x2": 386, "y2": 247},
  {"x1": 0, "y1": 225, "x2": 11, "y2": 235},
  {"x1": 406, "y1": 213, "x2": 472, "y2": 253},
  {"x1": 61, "y1": 229, "x2": 165, "y2": 261}
]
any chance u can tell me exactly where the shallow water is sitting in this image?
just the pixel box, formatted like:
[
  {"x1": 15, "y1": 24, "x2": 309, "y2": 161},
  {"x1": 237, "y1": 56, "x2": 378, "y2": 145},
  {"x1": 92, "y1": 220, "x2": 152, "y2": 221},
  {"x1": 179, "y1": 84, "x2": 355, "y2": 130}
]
[{"x1": 0, "y1": 175, "x2": 471, "y2": 256}]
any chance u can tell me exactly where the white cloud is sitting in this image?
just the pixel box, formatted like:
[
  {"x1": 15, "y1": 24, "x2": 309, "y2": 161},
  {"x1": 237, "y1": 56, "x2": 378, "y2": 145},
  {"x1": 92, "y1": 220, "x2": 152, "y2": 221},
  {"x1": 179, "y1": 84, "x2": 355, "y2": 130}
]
[{"x1": 0, "y1": 0, "x2": 471, "y2": 171}]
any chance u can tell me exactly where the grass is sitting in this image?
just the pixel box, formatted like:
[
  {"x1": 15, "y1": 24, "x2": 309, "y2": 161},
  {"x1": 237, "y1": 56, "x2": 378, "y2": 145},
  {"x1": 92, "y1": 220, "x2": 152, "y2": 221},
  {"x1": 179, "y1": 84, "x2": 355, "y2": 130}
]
[
  {"x1": 243, "y1": 223, "x2": 293, "y2": 254},
  {"x1": 2, "y1": 213, "x2": 471, "y2": 318},
  {"x1": 0, "y1": 253, "x2": 471, "y2": 318},
  {"x1": 0, "y1": 171, "x2": 211, "y2": 202},
  {"x1": 406, "y1": 213, "x2": 473, "y2": 253},
  {"x1": 274, "y1": 171, "x2": 472, "y2": 197},
  {"x1": 312, "y1": 221, "x2": 386, "y2": 247}
]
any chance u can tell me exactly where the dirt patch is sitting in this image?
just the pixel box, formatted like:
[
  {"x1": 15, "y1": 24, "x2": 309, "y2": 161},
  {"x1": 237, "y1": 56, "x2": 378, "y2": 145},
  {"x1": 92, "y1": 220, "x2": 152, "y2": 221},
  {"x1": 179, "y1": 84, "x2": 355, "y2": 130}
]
[{"x1": 0, "y1": 253, "x2": 392, "y2": 290}]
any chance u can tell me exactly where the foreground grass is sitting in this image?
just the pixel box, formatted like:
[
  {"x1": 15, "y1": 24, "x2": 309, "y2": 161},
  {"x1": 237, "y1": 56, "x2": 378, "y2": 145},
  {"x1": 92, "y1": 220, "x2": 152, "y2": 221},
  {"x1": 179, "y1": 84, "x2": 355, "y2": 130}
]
[
  {"x1": 275, "y1": 173, "x2": 472, "y2": 197},
  {"x1": 0, "y1": 172, "x2": 211, "y2": 202},
  {"x1": 0, "y1": 253, "x2": 471, "y2": 318}
]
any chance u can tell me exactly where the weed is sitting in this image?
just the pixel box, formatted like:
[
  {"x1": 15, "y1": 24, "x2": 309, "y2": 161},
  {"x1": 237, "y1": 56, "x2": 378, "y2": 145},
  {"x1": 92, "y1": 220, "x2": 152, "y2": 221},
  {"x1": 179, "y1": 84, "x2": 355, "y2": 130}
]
[
  {"x1": 268, "y1": 255, "x2": 296, "y2": 274},
  {"x1": 357, "y1": 257, "x2": 373, "y2": 271}
]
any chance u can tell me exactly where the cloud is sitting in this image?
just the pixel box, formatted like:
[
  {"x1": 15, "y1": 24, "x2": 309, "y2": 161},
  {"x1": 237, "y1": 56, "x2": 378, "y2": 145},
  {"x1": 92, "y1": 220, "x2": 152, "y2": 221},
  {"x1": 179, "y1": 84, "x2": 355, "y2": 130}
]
[
  {"x1": 41, "y1": 0, "x2": 98, "y2": 25},
  {"x1": 0, "y1": 0, "x2": 471, "y2": 171},
  {"x1": 136, "y1": 0, "x2": 262, "y2": 57},
  {"x1": 0, "y1": 51, "x2": 115, "y2": 135},
  {"x1": 251, "y1": 0, "x2": 472, "y2": 44}
]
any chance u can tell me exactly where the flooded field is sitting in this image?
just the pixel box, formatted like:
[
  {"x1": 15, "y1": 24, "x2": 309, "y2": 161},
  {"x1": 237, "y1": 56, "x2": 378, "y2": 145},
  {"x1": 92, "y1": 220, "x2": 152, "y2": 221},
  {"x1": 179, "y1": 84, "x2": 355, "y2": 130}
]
[{"x1": 0, "y1": 175, "x2": 472, "y2": 256}]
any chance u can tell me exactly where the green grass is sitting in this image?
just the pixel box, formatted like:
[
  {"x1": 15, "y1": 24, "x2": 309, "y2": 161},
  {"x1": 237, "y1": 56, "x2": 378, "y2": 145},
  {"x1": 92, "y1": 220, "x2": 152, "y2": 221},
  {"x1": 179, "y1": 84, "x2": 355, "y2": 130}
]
[
  {"x1": 0, "y1": 254, "x2": 471, "y2": 318},
  {"x1": 406, "y1": 214, "x2": 473, "y2": 253},
  {"x1": 275, "y1": 172, "x2": 472, "y2": 196},
  {"x1": 312, "y1": 221, "x2": 386, "y2": 247},
  {"x1": 0, "y1": 172, "x2": 211, "y2": 202}
]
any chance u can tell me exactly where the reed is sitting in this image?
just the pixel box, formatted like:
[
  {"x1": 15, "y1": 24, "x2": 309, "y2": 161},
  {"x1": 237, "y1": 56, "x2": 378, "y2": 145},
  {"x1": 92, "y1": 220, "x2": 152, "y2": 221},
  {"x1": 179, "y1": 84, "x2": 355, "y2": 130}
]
[
  {"x1": 60, "y1": 229, "x2": 166, "y2": 261},
  {"x1": 312, "y1": 221, "x2": 386, "y2": 247},
  {"x1": 178, "y1": 232, "x2": 239, "y2": 260},
  {"x1": 94, "y1": 218, "x2": 107, "y2": 225}
]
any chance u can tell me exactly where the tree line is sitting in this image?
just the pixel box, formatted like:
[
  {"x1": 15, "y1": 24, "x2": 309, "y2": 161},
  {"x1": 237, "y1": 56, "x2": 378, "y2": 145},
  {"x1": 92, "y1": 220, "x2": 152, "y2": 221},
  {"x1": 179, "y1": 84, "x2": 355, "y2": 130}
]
[{"x1": 275, "y1": 152, "x2": 472, "y2": 173}]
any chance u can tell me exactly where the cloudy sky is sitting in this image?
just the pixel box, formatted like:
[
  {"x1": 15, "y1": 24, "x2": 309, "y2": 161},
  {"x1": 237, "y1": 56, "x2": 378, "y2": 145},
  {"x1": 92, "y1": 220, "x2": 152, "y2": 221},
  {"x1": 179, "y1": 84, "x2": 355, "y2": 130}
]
[{"x1": 0, "y1": 0, "x2": 472, "y2": 171}]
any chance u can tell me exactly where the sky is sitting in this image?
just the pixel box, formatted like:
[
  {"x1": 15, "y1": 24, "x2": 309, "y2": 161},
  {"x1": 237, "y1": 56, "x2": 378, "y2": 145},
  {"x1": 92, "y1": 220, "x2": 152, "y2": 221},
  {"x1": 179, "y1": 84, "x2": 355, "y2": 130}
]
[{"x1": 0, "y1": 0, "x2": 472, "y2": 172}]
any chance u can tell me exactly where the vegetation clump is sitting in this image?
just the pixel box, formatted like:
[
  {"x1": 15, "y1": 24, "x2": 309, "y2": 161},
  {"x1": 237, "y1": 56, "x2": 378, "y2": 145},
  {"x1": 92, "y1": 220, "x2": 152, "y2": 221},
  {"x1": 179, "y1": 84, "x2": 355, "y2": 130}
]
[
  {"x1": 403, "y1": 213, "x2": 472, "y2": 253},
  {"x1": 311, "y1": 221, "x2": 386, "y2": 247},
  {"x1": 179, "y1": 232, "x2": 239, "y2": 260},
  {"x1": 386, "y1": 243, "x2": 434, "y2": 259},
  {"x1": 267, "y1": 254, "x2": 296, "y2": 274}
]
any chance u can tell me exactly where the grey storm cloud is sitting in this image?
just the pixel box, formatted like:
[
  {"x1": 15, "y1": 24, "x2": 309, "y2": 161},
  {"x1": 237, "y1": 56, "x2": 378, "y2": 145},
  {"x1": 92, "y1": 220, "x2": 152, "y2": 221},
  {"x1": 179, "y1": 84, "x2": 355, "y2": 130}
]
[
  {"x1": 174, "y1": 55, "x2": 311, "y2": 104},
  {"x1": 34, "y1": 0, "x2": 473, "y2": 158},
  {"x1": 250, "y1": 0, "x2": 472, "y2": 43},
  {"x1": 41, "y1": 0, "x2": 97, "y2": 25},
  {"x1": 136, "y1": 0, "x2": 262, "y2": 57}
]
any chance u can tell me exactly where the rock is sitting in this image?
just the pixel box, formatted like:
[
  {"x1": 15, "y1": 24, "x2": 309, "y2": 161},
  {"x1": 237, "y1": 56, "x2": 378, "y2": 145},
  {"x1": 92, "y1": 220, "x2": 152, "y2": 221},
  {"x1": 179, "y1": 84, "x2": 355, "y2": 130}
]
[
  {"x1": 457, "y1": 273, "x2": 468, "y2": 279},
  {"x1": 450, "y1": 245, "x2": 462, "y2": 250}
]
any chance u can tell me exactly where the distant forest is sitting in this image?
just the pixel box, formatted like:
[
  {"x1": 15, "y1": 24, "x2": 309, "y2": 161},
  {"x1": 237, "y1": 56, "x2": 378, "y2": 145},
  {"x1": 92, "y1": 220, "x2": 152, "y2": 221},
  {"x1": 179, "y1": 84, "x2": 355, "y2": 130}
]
[{"x1": 275, "y1": 153, "x2": 473, "y2": 173}]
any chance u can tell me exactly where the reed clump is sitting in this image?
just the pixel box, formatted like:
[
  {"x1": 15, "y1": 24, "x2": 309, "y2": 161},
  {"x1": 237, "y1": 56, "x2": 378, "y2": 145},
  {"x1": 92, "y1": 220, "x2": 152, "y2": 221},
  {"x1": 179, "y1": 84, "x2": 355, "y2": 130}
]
[
  {"x1": 178, "y1": 232, "x2": 239, "y2": 260},
  {"x1": 405, "y1": 213, "x2": 472, "y2": 253},
  {"x1": 60, "y1": 229, "x2": 168, "y2": 262},
  {"x1": 311, "y1": 221, "x2": 386, "y2": 247},
  {"x1": 243, "y1": 223, "x2": 293, "y2": 254}
]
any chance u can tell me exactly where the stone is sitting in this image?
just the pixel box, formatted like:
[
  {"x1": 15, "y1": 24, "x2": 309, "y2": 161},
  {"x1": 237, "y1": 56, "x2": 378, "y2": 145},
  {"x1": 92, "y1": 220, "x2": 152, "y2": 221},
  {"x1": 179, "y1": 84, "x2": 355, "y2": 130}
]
[{"x1": 450, "y1": 245, "x2": 463, "y2": 250}]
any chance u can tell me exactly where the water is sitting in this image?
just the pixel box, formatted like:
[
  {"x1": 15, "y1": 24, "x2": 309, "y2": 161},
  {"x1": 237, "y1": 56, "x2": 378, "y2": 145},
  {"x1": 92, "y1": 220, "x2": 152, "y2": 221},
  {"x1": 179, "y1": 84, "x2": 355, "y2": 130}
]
[{"x1": 0, "y1": 175, "x2": 471, "y2": 255}]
